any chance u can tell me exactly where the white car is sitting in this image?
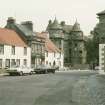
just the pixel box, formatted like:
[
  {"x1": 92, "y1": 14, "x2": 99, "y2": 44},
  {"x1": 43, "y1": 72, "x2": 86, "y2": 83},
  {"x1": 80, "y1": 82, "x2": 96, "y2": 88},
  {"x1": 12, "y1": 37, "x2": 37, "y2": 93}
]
[
  {"x1": 6, "y1": 66, "x2": 34, "y2": 76},
  {"x1": 94, "y1": 66, "x2": 99, "y2": 70}
]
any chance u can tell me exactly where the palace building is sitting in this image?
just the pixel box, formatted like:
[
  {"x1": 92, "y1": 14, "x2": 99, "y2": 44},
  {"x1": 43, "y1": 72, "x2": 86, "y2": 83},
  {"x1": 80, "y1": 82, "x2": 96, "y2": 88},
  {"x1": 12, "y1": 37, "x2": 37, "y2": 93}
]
[{"x1": 46, "y1": 18, "x2": 87, "y2": 68}]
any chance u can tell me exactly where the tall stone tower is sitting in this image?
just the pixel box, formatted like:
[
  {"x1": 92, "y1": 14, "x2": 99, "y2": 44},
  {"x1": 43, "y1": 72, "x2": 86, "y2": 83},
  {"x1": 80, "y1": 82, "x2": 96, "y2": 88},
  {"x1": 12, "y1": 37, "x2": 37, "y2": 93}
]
[
  {"x1": 46, "y1": 18, "x2": 64, "y2": 52},
  {"x1": 70, "y1": 20, "x2": 87, "y2": 65}
]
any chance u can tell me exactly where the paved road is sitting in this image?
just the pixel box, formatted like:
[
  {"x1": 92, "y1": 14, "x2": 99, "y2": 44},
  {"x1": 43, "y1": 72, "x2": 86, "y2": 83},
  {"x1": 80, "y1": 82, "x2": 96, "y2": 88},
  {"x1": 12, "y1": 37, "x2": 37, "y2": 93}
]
[{"x1": 0, "y1": 71, "x2": 105, "y2": 105}]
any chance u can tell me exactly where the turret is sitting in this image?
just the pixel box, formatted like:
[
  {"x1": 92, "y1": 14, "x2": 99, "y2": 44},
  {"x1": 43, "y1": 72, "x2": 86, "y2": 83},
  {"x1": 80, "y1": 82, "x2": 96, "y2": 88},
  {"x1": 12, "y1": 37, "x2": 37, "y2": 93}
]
[
  {"x1": 72, "y1": 20, "x2": 81, "y2": 32},
  {"x1": 50, "y1": 17, "x2": 62, "y2": 30}
]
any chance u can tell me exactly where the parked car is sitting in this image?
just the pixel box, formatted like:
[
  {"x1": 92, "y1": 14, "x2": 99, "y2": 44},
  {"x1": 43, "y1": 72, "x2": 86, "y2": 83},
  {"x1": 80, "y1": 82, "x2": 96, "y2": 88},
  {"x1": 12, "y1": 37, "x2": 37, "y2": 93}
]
[
  {"x1": 34, "y1": 65, "x2": 59, "y2": 74},
  {"x1": 6, "y1": 66, "x2": 34, "y2": 76}
]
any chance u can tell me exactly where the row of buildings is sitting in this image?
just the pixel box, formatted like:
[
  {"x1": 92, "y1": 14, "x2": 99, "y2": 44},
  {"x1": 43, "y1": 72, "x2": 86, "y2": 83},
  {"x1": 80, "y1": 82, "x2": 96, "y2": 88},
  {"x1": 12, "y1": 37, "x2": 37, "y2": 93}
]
[
  {"x1": 0, "y1": 17, "x2": 63, "y2": 69},
  {"x1": 2, "y1": 9, "x2": 105, "y2": 71},
  {"x1": 0, "y1": 16, "x2": 87, "y2": 70}
]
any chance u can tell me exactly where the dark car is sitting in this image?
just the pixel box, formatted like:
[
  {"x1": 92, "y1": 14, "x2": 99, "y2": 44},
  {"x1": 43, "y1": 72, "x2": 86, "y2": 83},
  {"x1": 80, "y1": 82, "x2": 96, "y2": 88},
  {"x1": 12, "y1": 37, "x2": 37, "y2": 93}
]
[{"x1": 34, "y1": 65, "x2": 59, "y2": 74}]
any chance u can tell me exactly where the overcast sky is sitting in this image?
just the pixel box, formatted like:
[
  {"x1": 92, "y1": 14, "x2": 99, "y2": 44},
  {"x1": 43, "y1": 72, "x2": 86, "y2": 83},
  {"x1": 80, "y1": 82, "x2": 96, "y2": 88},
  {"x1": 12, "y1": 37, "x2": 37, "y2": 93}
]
[{"x1": 0, "y1": 0, "x2": 105, "y2": 35}]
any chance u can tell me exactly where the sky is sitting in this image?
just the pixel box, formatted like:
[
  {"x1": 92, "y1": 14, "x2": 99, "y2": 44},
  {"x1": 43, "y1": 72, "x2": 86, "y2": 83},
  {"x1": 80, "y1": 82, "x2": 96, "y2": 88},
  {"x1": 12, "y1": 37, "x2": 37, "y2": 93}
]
[{"x1": 0, "y1": 0, "x2": 105, "y2": 35}]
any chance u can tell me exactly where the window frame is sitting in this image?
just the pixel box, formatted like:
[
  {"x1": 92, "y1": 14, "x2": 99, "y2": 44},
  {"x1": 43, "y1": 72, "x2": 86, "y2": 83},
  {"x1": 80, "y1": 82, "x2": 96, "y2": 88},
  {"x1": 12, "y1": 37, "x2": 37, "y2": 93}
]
[
  {"x1": 0, "y1": 44, "x2": 4, "y2": 55},
  {"x1": 11, "y1": 46, "x2": 15, "y2": 55},
  {"x1": 24, "y1": 47, "x2": 27, "y2": 55}
]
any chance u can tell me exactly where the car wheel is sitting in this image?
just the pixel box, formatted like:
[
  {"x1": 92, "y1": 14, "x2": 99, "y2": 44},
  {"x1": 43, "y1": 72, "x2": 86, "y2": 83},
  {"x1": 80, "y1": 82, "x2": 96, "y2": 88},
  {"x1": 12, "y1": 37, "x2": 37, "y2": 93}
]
[
  {"x1": 19, "y1": 71, "x2": 23, "y2": 76},
  {"x1": 29, "y1": 71, "x2": 33, "y2": 75},
  {"x1": 52, "y1": 70, "x2": 55, "y2": 74},
  {"x1": 45, "y1": 69, "x2": 47, "y2": 74}
]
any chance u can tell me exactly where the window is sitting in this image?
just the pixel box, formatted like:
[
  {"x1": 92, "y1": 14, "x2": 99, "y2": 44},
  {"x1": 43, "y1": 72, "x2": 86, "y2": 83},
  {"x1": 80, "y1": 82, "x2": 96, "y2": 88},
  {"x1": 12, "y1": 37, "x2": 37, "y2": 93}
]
[
  {"x1": 5, "y1": 59, "x2": 10, "y2": 68},
  {"x1": 37, "y1": 44, "x2": 39, "y2": 52},
  {"x1": 79, "y1": 50, "x2": 82, "y2": 54},
  {"x1": 11, "y1": 59, "x2": 16, "y2": 67},
  {"x1": 37, "y1": 44, "x2": 41, "y2": 53},
  {"x1": 31, "y1": 44, "x2": 35, "y2": 53},
  {"x1": 0, "y1": 59, "x2": 2, "y2": 68},
  {"x1": 46, "y1": 61, "x2": 48, "y2": 65},
  {"x1": 16, "y1": 59, "x2": 20, "y2": 67},
  {"x1": 24, "y1": 59, "x2": 27, "y2": 66},
  {"x1": 59, "y1": 61, "x2": 61, "y2": 66},
  {"x1": 79, "y1": 57, "x2": 82, "y2": 64},
  {"x1": 24, "y1": 47, "x2": 27, "y2": 55},
  {"x1": 54, "y1": 52, "x2": 56, "y2": 57},
  {"x1": 12, "y1": 46, "x2": 15, "y2": 55},
  {"x1": 75, "y1": 43, "x2": 77, "y2": 47},
  {"x1": 39, "y1": 44, "x2": 41, "y2": 53},
  {"x1": 69, "y1": 49, "x2": 71, "y2": 54},
  {"x1": 34, "y1": 44, "x2": 37, "y2": 53},
  {"x1": 41, "y1": 45, "x2": 45, "y2": 54},
  {"x1": 46, "y1": 51, "x2": 48, "y2": 57},
  {"x1": 60, "y1": 52, "x2": 61, "y2": 58},
  {"x1": 0, "y1": 44, "x2": 4, "y2": 54}
]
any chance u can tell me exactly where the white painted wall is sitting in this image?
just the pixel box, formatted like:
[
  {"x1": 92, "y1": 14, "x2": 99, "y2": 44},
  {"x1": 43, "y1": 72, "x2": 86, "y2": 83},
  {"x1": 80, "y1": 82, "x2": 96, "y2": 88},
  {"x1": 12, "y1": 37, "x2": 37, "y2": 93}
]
[
  {"x1": 99, "y1": 44, "x2": 105, "y2": 74},
  {"x1": 45, "y1": 51, "x2": 64, "y2": 69},
  {"x1": 0, "y1": 45, "x2": 31, "y2": 68}
]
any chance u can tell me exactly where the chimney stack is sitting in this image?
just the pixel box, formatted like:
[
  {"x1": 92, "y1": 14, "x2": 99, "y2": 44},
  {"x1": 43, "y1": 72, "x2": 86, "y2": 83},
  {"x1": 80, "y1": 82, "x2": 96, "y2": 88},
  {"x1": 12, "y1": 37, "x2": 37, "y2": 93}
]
[
  {"x1": 21, "y1": 21, "x2": 33, "y2": 31},
  {"x1": 7, "y1": 17, "x2": 16, "y2": 24}
]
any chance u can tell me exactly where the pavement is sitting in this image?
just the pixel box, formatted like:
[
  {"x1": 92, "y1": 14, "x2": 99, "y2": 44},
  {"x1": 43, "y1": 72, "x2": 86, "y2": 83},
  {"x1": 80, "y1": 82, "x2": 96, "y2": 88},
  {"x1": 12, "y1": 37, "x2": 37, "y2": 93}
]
[{"x1": 0, "y1": 73, "x2": 9, "y2": 76}]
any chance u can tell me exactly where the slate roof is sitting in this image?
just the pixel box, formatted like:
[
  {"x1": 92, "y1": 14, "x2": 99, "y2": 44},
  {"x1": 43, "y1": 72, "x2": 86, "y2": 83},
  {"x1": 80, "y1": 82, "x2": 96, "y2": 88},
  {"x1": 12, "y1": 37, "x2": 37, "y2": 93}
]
[
  {"x1": 47, "y1": 20, "x2": 73, "y2": 33},
  {"x1": 72, "y1": 21, "x2": 81, "y2": 32},
  {"x1": 49, "y1": 18, "x2": 62, "y2": 30},
  {"x1": 15, "y1": 24, "x2": 34, "y2": 36},
  {"x1": 0, "y1": 28, "x2": 27, "y2": 47},
  {"x1": 97, "y1": 10, "x2": 105, "y2": 15},
  {"x1": 5, "y1": 17, "x2": 34, "y2": 38},
  {"x1": 62, "y1": 25, "x2": 73, "y2": 33}
]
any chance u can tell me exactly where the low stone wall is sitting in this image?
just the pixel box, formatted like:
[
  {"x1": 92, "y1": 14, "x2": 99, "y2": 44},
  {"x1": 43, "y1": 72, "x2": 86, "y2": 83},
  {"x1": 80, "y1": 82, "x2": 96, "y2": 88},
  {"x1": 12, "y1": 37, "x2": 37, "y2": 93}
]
[{"x1": 69, "y1": 64, "x2": 90, "y2": 70}]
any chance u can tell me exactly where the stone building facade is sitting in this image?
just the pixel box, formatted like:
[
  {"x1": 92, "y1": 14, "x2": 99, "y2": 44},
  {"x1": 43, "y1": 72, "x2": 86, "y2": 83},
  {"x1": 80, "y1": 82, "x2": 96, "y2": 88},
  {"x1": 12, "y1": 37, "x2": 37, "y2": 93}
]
[
  {"x1": 46, "y1": 18, "x2": 87, "y2": 67},
  {"x1": 92, "y1": 10, "x2": 105, "y2": 65},
  {"x1": 5, "y1": 17, "x2": 45, "y2": 67},
  {"x1": 36, "y1": 32, "x2": 64, "y2": 68}
]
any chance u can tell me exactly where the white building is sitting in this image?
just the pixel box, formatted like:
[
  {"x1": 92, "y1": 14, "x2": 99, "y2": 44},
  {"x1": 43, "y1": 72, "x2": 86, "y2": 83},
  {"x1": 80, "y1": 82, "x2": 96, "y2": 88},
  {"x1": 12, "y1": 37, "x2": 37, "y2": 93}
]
[
  {"x1": 37, "y1": 32, "x2": 64, "y2": 68},
  {"x1": 99, "y1": 44, "x2": 105, "y2": 74},
  {"x1": 0, "y1": 28, "x2": 31, "y2": 69},
  {"x1": 45, "y1": 38, "x2": 64, "y2": 68}
]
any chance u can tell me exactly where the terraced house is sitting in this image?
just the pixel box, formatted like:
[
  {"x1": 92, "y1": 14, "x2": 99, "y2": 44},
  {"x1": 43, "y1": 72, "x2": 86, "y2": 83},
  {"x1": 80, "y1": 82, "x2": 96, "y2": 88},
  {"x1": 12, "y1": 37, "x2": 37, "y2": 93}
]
[
  {"x1": 0, "y1": 28, "x2": 31, "y2": 68},
  {"x1": 36, "y1": 32, "x2": 64, "y2": 68},
  {"x1": 5, "y1": 17, "x2": 45, "y2": 67}
]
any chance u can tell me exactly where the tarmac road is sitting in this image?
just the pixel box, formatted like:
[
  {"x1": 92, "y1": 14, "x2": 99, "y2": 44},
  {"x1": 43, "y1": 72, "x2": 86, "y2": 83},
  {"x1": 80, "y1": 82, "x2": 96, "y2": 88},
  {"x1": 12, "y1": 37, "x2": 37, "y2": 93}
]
[{"x1": 0, "y1": 71, "x2": 104, "y2": 105}]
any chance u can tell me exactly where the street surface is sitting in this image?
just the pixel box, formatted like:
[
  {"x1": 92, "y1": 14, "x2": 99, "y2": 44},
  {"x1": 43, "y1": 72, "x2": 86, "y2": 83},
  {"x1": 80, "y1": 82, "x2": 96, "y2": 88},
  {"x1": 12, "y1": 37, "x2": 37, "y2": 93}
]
[{"x1": 0, "y1": 70, "x2": 105, "y2": 105}]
